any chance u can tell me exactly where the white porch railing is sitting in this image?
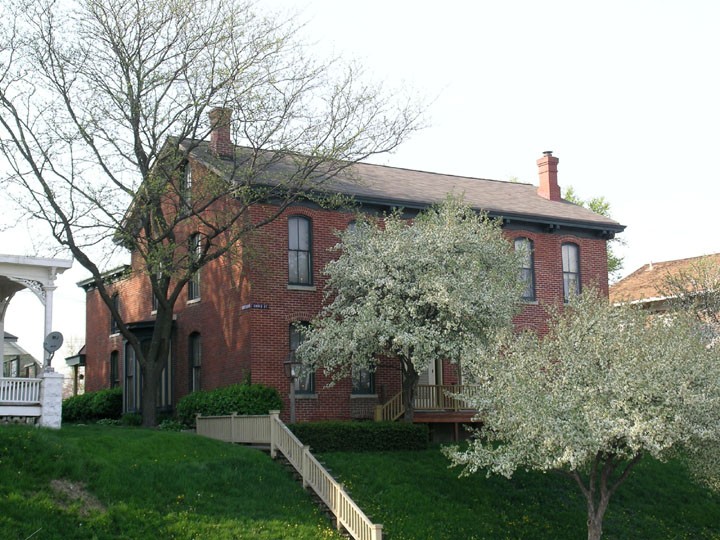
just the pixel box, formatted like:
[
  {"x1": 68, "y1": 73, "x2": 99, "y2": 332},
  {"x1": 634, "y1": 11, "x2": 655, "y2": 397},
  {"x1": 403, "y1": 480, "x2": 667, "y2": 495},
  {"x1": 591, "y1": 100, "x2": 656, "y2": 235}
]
[
  {"x1": 0, "y1": 377, "x2": 42, "y2": 405},
  {"x1": 196, "y1": 411, "x2": 383, "y2": 540}
]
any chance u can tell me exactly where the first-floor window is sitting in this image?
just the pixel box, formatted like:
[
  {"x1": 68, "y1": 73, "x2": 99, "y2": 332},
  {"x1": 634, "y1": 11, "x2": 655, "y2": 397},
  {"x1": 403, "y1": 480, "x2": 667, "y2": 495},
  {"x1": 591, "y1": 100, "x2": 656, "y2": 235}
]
[
  {"x1": 189, "y1": 333, "x2": 201, "y2": 393},
  {"x1": 110, "y1": 351, "x2": 120, "y2": 388},
  {"x1": 124, "y1": 343, "x2": 141, "y2": 413},
  {"x1": 290, "y1": 323, "x2": 314, "y2": 394},
  {"x1": 352, "y1": 366, "x2": 375, "y2": 395},
  {"x1": 124, "y1": 340, "x2": 172, "y2": 412}
]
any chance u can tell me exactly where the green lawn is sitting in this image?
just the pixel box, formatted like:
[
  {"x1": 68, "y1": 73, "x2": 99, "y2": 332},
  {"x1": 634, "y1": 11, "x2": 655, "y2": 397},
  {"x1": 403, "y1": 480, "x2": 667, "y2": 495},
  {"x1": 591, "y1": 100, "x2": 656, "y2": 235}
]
[
  {"x1": 0, "y1": 425, "x2": 342, "y2": 540},
  {"x1": 321, "y1": 448, "x2": 720, "y2": 540},
  {"x1": 3, "y1": 425, "x2": 720, "y2": 540}
]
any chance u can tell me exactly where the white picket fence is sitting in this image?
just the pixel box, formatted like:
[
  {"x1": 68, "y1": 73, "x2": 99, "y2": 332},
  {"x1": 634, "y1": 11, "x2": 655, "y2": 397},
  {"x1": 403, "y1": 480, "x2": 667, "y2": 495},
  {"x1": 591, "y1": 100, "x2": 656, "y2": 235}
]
[{"x1": 196, "y1": 411, "x2": 383, "y2": 540}]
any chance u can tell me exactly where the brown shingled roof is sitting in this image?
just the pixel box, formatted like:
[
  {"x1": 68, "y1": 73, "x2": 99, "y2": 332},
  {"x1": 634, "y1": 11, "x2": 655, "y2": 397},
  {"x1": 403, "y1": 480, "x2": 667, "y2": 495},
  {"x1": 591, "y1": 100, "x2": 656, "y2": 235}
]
[
  {"x1": 610, "y1": 254, "x2": 720, "y2": 304},
  {"x1": 189, "y1": 141, "x2": 624, "y2": 234}
]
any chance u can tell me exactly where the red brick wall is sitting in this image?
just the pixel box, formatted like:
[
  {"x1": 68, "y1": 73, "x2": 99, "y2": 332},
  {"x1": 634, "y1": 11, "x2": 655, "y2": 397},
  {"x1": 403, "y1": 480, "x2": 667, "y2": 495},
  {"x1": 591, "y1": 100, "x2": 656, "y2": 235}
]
[{"x1": 83, "y1": 202, "x2": 610, "y2": 423}]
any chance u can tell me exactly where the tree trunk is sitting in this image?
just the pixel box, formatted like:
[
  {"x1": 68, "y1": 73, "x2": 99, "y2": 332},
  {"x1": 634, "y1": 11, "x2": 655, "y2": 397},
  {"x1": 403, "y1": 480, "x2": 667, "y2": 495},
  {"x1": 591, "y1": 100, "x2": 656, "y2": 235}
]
[
  {"x1": 141, "y1": 363, "x2": 160, "y2": 428},
  {"x1": 401, "y1": 363, "x2": 419, "y2": 423}
]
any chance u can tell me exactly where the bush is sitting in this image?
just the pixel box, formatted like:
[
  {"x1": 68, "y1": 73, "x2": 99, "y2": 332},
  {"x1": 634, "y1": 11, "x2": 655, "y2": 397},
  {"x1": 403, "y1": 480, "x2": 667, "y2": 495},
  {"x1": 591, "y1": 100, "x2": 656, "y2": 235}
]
[
  {"x1": 121, "y1": 413, "x2": 142, "y2": 426},
  {"x1": 62, "y1": 387, "x2": 122, "y2": 422},
  {"x1": 90, "y1": 388, "x2": 123, "y2": 420},
  {"x1": 176, "y1": 383, "x2": 283, "y2": 426},
  {"x1": 290, "y1": 421, "x2": 429, "y2": 452},
  {"x1": 62, "y1": 393, "x2": 94, "y2": 422}
]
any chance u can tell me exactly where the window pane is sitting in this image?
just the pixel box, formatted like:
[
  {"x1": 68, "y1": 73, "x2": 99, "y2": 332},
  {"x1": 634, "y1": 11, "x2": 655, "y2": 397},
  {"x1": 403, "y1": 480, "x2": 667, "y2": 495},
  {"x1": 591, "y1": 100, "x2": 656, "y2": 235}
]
[
  {"x1": 297, "y1": 218, "x2": 309, "y2": 251},
  {"x1": 352, "y1": 367, "x2": 375, "y2": 394},
  {"x1": 288, "y1": 252, "x2": 298, "y2": 283},
  {"x1": 288, "y1": 218, "x2": 299, "y2": 250},
  {"x1": 297, "y1": 252, "x2": 309, "y2": 284},
  {"x1": 562, "y1": 244, "x2": 579, "y2": 273}
]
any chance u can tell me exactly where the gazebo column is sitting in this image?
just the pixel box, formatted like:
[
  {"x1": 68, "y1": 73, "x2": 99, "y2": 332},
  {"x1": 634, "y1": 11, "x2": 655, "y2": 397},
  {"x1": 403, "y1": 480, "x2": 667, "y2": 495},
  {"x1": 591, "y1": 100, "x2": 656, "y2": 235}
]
[
  {"x1": 43, "y1": 284, "x2": 57, "y2": 370},
  {"x1": 0, "y1": 297, "x2": 12, "y2": 373}
]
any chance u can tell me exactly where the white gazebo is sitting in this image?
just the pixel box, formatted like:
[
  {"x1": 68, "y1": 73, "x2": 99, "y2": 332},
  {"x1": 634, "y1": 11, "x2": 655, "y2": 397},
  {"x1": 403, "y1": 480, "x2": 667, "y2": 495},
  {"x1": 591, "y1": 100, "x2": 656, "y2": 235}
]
[{"x1": 0, "y1": 254, "x2": 73, "y2": 428}]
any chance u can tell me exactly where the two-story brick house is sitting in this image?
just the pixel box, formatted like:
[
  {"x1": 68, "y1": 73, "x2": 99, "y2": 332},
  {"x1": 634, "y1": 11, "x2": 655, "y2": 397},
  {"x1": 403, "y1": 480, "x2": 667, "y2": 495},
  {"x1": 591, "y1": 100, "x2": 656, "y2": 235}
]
[{"x1": 79, "y1": 112, "x2": 624, "y2": 424}]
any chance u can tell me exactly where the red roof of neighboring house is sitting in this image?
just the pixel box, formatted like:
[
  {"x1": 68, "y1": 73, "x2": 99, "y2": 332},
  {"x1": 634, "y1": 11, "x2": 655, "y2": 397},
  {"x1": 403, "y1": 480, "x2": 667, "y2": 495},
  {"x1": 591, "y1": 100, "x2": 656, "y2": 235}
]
[{"x1": 610, "y1": 253, "x2": 720, "y2": 305}]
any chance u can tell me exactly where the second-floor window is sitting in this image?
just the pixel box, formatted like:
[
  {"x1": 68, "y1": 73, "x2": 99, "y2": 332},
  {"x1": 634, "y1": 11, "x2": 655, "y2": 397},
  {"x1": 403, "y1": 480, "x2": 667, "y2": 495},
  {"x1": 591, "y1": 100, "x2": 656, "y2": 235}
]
[
  {"x1": 110, "y1": 293, "x2": 120, "y2": 334},
  {"x1": 188, "y1": 233, "x2": 201, "y2": 301},
  {"x1": 288, "y1": 216, "x2": 312, "y2": 285},
  {"x1": 562, "y1": 242, "x2": 581, "y2": 302},
  {"x1": 514, "y1": 237, "x2": 536, "y2": 301}
]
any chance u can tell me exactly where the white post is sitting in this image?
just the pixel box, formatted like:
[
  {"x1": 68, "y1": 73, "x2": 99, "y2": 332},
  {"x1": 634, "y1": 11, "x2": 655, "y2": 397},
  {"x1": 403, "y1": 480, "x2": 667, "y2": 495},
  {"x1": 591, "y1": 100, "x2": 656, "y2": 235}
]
[
  {"x1": 269, "y1": 410, "x2": 280, "y2": 458},
  {"x1": 301, "y1": 445, "x2": 310, "y2": 489},
  {"x1": 43, "y1": 284, "x2": 56, "y2": 369},
  {"x1": 39, "y1": 370, "x2": 64, "y2": 428},
  {"x1": 0, "y1": 317, "x2": 4, "y2": 375}
]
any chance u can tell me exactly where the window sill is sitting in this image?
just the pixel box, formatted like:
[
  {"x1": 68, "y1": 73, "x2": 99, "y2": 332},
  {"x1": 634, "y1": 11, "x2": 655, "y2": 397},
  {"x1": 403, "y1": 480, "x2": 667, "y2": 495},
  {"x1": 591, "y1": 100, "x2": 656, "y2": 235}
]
[
  {"x1": 294, "y1": 393, "x2": 318, "y2": 399},
  {"x1": 109, "y1": 332, "x2": 120, "y2": 338},
  {"x1": 350, "y1": 394, "x2": 378, "y2": 399},
  {"x1": 521, "y1": 299, "x2": 539, "y2": 305},
  {"x1": 186, "y1": 298, "x2": 201, "y2": 305},
  {"x1": 287, "y1": 284, "x2": 316, "y2": 292}
]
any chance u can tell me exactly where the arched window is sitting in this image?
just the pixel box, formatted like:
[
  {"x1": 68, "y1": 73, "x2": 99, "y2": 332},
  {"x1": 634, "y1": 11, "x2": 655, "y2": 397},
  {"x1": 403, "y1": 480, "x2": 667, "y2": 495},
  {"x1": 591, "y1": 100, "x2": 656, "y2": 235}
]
[
  {"x1": 109, "y1": 351, "x2": 119, "y2": 388},
  {"x1": 124, "y1": 342, "x2": 141, "y2": 413},
  {"x1": 290, "y1": 323, "x2": 314, "y2": 394},
  {"x1": 562, "y1": 242, "x2": 581, "y2": 302},
  {"x1": 189, "y1": 333, "x2": 202, "y2": 392},
  {"x1": 110, "y1": 293, "x2": 120, "y2": 334},
  {"x1": 188, "y1": 233, "x2": 201, "y2": 301},
  {"x1": 288, "y1": 216, "x2": 312, "y2": 285},
  {"x1": 514, "y1": 237, "x2": 536, "y2": 301}
]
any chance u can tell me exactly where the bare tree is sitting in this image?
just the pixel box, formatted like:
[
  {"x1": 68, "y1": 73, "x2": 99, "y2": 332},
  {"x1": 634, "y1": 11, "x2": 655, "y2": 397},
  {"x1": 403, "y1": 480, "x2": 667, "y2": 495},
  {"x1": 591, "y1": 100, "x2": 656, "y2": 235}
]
[
  {"x1": 658, "y1": 255, "x2": 720, "y2": 342},
  {"x1": 0, "y1": 0, "x2": 421, "y2": 425}
]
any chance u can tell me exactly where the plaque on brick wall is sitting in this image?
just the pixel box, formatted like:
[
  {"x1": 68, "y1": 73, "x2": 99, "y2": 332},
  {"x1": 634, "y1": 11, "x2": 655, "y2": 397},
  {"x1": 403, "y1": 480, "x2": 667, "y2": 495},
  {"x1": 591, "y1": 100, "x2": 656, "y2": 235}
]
[{"x1": 241, "y1": 303, "x2": 270, "y2": 311}]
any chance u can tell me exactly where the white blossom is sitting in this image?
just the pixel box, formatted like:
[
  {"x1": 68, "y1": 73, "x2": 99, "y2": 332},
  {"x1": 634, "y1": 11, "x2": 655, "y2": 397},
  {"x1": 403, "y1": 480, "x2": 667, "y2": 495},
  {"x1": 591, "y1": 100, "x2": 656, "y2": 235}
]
[
  {"x1": 447, "y1": 290, "x2": 720, "y2": 540},
  {"x1": 296, "y1": 196, "x2": 524, "y2": 419}
]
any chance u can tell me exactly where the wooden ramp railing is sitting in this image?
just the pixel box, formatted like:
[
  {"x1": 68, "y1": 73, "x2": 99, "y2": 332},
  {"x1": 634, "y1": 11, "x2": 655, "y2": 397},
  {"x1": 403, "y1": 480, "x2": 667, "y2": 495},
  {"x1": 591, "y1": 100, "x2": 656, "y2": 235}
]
[
  {"x1": 374, "y1": 385, "x2": 481, "y2": 422},
  {"x1": 196, "y1": 412, "x2": 383, "y2": 540}
]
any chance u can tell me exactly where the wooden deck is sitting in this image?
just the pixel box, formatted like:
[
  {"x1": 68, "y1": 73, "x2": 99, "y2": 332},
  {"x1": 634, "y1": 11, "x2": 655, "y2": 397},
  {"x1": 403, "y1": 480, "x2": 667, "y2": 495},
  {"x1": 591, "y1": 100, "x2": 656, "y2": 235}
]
[{"x1": 412, "y1": 410, "x2": 479, "y2": 423}]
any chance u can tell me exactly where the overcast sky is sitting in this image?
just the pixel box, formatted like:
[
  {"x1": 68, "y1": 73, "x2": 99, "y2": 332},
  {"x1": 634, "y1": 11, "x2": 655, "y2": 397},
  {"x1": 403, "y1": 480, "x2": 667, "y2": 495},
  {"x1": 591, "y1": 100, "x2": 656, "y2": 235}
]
[{"x1": 3, "y1": 0, "x2": 719, "y2": 363}]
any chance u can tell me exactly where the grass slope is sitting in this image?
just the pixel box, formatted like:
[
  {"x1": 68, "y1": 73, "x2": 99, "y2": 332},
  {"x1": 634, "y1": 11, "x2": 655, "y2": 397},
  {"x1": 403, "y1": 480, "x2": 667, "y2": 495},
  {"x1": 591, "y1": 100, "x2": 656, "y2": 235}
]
[
  {"x1": 0, "y1": 425, "x2": 342, "y2": 540},
  {"x1": 322, "y1": 448, "x2": 720, "y2": 540}
]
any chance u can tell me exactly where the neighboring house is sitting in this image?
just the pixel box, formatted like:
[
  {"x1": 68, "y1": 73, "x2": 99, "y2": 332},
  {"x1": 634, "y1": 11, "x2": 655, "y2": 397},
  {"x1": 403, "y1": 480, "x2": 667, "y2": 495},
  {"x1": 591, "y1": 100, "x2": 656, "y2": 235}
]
[
  {"x1": 610, "y1": 254, "x2": 720, "y2": 313},
  {"x1": 79, "y1": 110, "x2": 624, "y2": 424},
  {"x1": 3, "y1": 332, "x2": 41, "y2": 378}
]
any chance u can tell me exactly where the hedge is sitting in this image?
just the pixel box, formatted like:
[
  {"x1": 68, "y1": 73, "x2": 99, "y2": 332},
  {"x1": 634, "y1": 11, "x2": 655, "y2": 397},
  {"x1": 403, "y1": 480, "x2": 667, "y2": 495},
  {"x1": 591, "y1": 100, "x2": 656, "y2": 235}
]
[
  {"x1": 62, "y1": 387, "x2": 123, "y2": 422},
  {"x1": 176, "y1": 383, "x2": 283, "y2": 426},
  {"x1": 289, "y1": 421, "x2": 429, "y2": 452}
]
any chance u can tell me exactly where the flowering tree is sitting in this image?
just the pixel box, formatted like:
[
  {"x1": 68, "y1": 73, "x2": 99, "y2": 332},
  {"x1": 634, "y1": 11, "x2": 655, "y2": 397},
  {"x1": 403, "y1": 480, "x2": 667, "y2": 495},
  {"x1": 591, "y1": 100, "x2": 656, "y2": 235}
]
[
  {"x1": 446, "y1": 290, "x2": 720, "y2": 540},
  {"x1": 296, "y1": 197, "x2": 524, "y2": 421}
]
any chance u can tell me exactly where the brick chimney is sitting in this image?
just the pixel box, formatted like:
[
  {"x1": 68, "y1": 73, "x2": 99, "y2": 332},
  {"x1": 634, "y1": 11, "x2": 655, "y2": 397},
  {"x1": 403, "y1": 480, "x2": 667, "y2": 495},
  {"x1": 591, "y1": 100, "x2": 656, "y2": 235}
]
[
  {"x1": 537, "y1": 150, "x2": 561, "y2": 201},
  {"x1": 208, "y1": 107, "x2": 233, "y2": 159}
]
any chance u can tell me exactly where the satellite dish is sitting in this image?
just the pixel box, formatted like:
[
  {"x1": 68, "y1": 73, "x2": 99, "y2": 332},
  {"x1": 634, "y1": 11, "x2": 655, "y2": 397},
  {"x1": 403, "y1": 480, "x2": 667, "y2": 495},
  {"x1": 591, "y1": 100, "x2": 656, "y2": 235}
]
[{"x1": 43, "y1": 331, "x2": 64, "y2": 353}]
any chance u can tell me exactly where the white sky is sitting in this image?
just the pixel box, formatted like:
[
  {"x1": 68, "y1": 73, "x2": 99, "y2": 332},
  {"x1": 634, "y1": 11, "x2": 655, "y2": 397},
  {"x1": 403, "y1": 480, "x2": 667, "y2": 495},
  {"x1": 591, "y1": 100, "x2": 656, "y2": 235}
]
[{"x1": 2, "y1": 0, "x2": 719, "y2": 363}]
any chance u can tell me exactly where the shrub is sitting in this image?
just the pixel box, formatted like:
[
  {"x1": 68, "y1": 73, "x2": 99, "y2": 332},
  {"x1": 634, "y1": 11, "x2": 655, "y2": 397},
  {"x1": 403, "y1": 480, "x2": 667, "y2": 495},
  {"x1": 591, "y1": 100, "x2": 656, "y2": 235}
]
[
  {"x1": 290, "y1": 421, "x2": 429, "y2": 452},
  {"x1": 62, "y1": 392, "x2": 94, "y2": 422},
  {"x1": 121, "y1": 413, "x2": 142, "y2": 426},
  {"x1": 62, "y1": 387, "x2": 123, "y2": 422},
  {"x1": 89, "y1": 388, "x2": 123, "y2": 420},
  {"x1": 176, "y1": 383, "x2": 283, "y2": 426}
]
